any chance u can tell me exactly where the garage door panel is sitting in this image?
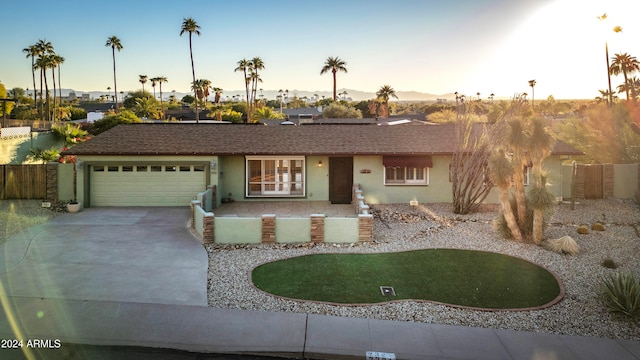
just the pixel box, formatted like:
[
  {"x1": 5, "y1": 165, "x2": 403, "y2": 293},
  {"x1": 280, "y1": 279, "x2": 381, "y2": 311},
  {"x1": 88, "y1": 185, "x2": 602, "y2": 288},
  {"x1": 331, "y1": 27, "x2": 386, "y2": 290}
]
[{"x1": 90, "y1": 164, "x2": 206, "y2": 206}]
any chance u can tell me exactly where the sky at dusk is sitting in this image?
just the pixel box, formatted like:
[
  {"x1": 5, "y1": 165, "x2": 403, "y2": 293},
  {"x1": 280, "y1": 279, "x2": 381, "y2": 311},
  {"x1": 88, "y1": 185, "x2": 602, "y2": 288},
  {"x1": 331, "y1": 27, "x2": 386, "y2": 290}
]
[{"x1": 2, "y1": 0, "x2": 639, "y2": 100}]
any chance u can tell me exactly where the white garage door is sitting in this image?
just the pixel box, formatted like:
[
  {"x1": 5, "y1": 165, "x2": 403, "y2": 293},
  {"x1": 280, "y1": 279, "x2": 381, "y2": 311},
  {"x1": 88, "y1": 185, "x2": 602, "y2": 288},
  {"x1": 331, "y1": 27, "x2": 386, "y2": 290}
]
[{"x1": 90, "y1": 164, "x2": 207, "y2": 206}]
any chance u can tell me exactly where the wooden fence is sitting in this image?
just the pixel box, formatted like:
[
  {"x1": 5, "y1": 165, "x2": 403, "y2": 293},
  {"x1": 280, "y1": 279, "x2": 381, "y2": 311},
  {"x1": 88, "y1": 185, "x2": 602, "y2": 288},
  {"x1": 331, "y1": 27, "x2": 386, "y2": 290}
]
[{"x1": 0, "y1": 164, "x2": 47, "y2": 199}]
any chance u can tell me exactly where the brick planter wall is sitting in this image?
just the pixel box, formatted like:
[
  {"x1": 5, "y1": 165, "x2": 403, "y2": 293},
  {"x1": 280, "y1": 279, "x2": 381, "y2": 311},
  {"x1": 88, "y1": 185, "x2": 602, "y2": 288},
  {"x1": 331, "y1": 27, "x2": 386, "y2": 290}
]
[
  {"x1": 261, "y1": 214, "x2": 276, "y2": 243},
  {"x1": 311, "y1": 214, "x2": 325, "y2": 243}
]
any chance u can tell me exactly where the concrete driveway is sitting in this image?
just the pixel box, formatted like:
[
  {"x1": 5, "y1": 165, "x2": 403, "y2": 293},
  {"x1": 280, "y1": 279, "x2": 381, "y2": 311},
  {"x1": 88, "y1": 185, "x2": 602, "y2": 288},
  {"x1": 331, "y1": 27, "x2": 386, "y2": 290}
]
[{"x1": 0, "y1": 207, "x2": 207, "y2": 306}]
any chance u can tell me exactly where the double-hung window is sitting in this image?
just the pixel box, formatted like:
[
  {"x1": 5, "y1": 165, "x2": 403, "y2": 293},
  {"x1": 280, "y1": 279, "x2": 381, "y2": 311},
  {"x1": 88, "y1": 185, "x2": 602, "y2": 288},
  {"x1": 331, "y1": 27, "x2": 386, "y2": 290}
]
[{"x1": 246, "y1": 156, "x2": 305, "y2": 197}]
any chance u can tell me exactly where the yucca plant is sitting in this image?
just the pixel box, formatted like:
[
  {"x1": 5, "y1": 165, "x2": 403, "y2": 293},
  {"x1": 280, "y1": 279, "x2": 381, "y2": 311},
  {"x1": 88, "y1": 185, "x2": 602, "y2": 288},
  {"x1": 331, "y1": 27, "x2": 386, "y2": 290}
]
[{"x1": 600, "y1": 272, "x2": 640, "y2": 319}]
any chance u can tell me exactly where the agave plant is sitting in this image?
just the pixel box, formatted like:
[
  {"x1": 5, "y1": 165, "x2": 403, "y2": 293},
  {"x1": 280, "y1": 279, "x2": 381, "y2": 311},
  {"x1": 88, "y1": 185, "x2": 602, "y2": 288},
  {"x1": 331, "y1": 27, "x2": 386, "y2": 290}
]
[{"x1": 601, "y1": 272, "x2": 640, "y2": 319}]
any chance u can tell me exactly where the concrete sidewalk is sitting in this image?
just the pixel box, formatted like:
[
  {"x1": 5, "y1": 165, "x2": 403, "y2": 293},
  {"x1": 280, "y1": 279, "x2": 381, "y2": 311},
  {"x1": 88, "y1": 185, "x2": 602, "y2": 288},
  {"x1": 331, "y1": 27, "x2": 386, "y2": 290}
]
[{"x1": 1, "y1": 296, "x2": 638, "y2": 360}]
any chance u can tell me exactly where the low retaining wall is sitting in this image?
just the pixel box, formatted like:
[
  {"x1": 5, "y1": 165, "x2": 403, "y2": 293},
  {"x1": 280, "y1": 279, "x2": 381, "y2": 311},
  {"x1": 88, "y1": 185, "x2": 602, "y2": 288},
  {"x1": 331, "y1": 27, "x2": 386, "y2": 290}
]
[{"x1": 189, "y1": 185, "x2": 374, "y2": 244}]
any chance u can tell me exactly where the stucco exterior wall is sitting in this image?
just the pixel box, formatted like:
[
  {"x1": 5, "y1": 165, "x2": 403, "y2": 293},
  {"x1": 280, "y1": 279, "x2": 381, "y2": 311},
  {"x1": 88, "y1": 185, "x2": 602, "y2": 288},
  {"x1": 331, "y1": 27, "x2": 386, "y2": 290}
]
[
  {"x1": 354, "y1": 155, "x2": 454, "y2": 204},
  {"x1": 0, "y1": 132, "x2": 63, "y2": 164},
  {"x1": 217, "y1": 155, "x2": 329, "y2": 202}
]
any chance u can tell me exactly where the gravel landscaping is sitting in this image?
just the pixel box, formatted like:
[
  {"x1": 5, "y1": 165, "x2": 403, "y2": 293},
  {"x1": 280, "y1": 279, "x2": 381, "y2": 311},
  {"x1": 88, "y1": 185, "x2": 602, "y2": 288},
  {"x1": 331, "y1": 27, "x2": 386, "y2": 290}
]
[
  {"x1": 206, "y1": 199, "x2": 640, "y2": 340},
  {"x1": 0, "y1": 200, "x2": 61, "y2": 245}
]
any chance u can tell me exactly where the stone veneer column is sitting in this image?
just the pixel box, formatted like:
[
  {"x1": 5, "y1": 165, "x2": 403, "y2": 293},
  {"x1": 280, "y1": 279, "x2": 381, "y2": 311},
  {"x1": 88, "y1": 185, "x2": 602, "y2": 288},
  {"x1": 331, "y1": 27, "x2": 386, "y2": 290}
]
[
  {"x1": 310, "y1": 214, "x2": 325, "y2": 243},
  {"x1": 358, "y1": 214, "x2": 374, "y2": 242},
  {"x1": 46, "y1": 162, "x2": 58, "y2": 203},
  {"x1": 203, "y1": 213, "x2": 214, "y2": 244},
  {"x1": 261, "y1": 214, "x2": 276, "y2": 243},
  {"x1": 603, "y1": 164, "x2": 614, "y2": 198}
]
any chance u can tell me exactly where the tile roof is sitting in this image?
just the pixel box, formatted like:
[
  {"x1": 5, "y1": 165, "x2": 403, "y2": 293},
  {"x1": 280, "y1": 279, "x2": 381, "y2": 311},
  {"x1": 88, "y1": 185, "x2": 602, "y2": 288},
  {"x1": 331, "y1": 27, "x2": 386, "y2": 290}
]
[{"x1": 64, "y1": 123, "x2": 583, "y2": 157}]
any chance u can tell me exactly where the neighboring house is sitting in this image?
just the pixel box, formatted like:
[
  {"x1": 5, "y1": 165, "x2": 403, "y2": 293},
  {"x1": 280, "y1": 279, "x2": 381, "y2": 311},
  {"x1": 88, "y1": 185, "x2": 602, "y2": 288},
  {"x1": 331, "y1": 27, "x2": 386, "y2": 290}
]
[
  {"x1": 281, "y1": 107, "x2": 322, "y2": 120},
  {"x1": 62, "y1": 123, "x2": 582, "y2": 207}
]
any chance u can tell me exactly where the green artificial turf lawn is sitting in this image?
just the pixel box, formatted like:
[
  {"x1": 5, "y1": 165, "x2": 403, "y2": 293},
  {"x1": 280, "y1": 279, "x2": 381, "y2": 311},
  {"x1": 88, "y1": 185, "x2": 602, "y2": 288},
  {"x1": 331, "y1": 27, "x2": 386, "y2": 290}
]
[{"x1": 251, "y1": 249, "x2": 561, "y2": 309}]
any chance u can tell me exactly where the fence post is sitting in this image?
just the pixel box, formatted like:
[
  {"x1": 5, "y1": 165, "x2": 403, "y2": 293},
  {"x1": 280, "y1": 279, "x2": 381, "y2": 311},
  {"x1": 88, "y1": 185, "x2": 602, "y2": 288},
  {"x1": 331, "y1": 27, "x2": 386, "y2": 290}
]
[{"x1": 46, "y1": 162, "x2": 58, "y2": 203}]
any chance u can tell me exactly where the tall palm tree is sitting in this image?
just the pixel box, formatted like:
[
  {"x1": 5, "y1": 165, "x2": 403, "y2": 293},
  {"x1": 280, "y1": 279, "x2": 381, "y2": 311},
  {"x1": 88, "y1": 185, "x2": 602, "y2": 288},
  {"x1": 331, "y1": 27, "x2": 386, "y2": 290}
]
[
  {"x1": 105, "y1": 36, "x2": 123, "y2": 109},
  {"x1": 609, "y1": 53, "x2": 640, "y2": 101},
  {"x1": 22, "y1": 44, "x2": 39, "y2": 106},
  {"x1": 48, "y1": 54, "x2": 62, "y2": 122},
  {"x1": 150, "y1": 77, "x2": 158, "y2": 99},
  {"x1": 250, "y1": 57, "x2": 265, "y2": 116},
  {"x1": 34, "y1": 55, "x2": 52, "y2": 121},
  {"x1": 235, "y1": 59, "x2": 251, "y2": 117},
  {"x1": 34, "y1": 39, "x2": 54, "y2": 119},
  {"x1": 156, "y1": 76, "x2": 168, "y2": 118},
  {"x1": 320, "y1": 56, "x2": 348, "y2": 101},
  {"x1": 54, "y1": 55, "x2": 64, "y2": 106},
  {"x1": 528, "y1": 79, "x2": 536, "y2": 110},
  {"x1": 375, "y1": 85, "x2": 398, "y2": 118},
  {"x1": 180, "y1": 17, "x2": 201, "y2": 122},
  {"x1": 139, "y1": 75, "x2": 148, "y2": 93},
  {"x1": 598, "y1": 14, "x2": 622, "y2": 104}
]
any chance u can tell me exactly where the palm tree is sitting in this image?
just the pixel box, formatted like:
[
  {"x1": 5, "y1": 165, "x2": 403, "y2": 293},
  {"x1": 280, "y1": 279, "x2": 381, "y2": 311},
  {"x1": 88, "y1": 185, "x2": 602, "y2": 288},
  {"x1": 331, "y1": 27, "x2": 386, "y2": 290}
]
[
  {"x1": 609, "y1": 53, "x2": 640, "y2": 101},
  {"x1": 156, "y1": 76, "x2": 168, "y2": 118},
  {"x1": 22, "y1": 44, "x2": 39, "y2": 106},
  {"x1": 320, "y1": 56, "x2": 348, "y2": 101},
  {"x1": 375, "y1": 85, "x2": 398, "y2": 118},
  {"x1": 235, "y1": 58, "x2": 251, "y2": 121},
  {"x1": 139, "y1": 75, "x2": 148, "y2": 93},
  {"x1": 150, "y1": 77, "x2": 158, "y2": 99},
  {"x1": 34, "y1": 55, "x2": 52, "y2": 121},
  {"x1": 105, "y1": 36, "x2": 123, "y2": 109},
  {"x1": 621, "y1": 76, "x2": 640, "y2": 101},
  {"x1": 34, "y1": 39, "x2": 54, "y2": 119},
  {"x1": 212, "y1": 87, "x2": 223, "y2": 104},
  {"x1": 48, "y1": 54, "x2": 63, "y2": 122},
  {"x1": 528, "y1": 79, "x2": 536, "y2": 110},
  {"x1": 250, "y1": 57, "x2": 265, "y2": 116},
  {"x1": 54, "y1": 55, "x2": 64, "y2": 107},
  {"x1": 180, "y1": 17, "x2": 201, "y2": 122},
  {"x1": 598, "y1": 14, "x2": 623, "y2": 104}
]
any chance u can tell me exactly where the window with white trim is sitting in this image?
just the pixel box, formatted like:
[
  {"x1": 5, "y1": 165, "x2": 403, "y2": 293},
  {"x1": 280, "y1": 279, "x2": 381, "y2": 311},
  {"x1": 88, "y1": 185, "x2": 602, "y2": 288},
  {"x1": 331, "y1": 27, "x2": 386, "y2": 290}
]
[
  {"x1": 384, "y1": 166, "x2": 429, "y2": 185},
  {"x1": 246, "y1": 156, "x2": 305, "y2": 197}
]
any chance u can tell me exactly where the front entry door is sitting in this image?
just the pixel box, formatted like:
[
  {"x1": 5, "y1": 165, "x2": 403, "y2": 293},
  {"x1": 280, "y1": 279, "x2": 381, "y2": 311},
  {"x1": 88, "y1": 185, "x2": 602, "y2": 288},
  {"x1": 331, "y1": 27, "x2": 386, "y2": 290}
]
[{"x1": 329, "y1": 157, "x2": 353, "y2": 204}]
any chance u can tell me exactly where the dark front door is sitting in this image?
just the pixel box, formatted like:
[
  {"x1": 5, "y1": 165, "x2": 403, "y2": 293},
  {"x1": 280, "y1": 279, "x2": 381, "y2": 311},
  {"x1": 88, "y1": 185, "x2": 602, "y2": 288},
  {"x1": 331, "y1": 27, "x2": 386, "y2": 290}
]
[{"x1": 329, "y1": 157, "x2": 353, "y2": 204}]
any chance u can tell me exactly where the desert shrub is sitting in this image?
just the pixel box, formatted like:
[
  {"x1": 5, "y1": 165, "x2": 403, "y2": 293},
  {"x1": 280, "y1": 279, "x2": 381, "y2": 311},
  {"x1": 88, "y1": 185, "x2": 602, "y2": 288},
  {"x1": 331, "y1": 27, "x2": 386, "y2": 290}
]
[
  {"x1": 600, "y1": 272, "x2": 640, "y2": 319},
  {"x1": 543, "y1": 236, "x2": 580, "y2": 255},
  {"x1": 577, "y1": 225, "x2": 590, "y2": 234},
  {"x1": 591, "y1": 223, "x2": 606, "y2": 231},
  {"x1": 602, "y1": 258, "x2": 618, "y2": 269}
]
